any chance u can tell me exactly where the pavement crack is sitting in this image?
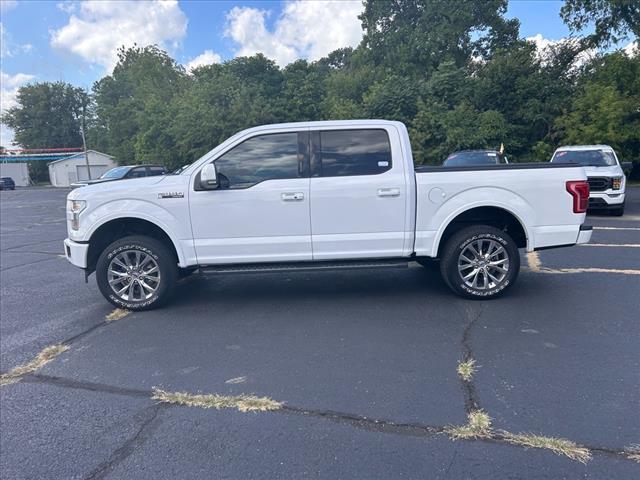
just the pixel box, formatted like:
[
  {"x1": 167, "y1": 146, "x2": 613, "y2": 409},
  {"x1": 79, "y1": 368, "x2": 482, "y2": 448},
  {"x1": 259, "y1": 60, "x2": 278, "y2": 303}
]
[
  {"x1": 0, "y1": 256, "x2": 60, "y2": 272},
  {"x1": 13, "y1": 373, "x2": 639, "y2": 464},
  {"x1": 280, "y1": 405, "x2": 443, "y2": 438},
  {"x1": 25, "y1": 374, "x2": 150, "y2": 398},
  {"x1": 83, "y1": 404, "x2": 165, "y2": 480},
  {"x1": 460, "y1": 306, "x2": 483, "y2": 413}
]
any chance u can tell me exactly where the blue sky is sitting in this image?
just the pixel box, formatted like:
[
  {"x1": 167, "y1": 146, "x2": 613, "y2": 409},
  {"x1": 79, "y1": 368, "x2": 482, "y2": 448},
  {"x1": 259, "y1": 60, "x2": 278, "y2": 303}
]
[{"x1": 1, "y1": 0, "x2": 636, "y2": 145}]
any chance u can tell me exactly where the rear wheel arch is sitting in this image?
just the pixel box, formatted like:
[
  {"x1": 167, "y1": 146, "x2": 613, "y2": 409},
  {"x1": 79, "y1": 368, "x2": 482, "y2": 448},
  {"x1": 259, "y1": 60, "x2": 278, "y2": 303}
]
[{"x1": 434, "y1": 206, "x2": 528, "y2": 258}]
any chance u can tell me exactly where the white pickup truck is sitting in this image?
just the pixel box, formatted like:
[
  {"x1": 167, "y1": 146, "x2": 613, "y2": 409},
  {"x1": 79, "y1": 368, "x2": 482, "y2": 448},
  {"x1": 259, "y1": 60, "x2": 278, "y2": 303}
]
[{"x1": 65, "y1": 120, "x2": 592, "y2": 310}]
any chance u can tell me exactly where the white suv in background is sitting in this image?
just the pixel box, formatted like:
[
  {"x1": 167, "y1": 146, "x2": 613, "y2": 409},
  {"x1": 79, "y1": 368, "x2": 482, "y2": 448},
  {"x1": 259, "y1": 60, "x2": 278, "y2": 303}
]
[{"x1": 551, "y1": 145, "x2": 630, "y2": 216}]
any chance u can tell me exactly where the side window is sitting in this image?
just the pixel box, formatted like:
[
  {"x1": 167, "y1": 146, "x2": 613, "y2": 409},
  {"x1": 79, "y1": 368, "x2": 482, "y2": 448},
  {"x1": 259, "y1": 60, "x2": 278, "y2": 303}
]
[
  {"x1": 314, "y1": 129, "x2": 392, "y2": 177},
  {"x1": 127, "y1": 167, "x2": 147, "y2": 178},
  {"x1": 214, "y1": 132, "x2": 303, "y2": 188},
  {"x1": 149, "y1": 166, "x2": 166, "y2": 176}
]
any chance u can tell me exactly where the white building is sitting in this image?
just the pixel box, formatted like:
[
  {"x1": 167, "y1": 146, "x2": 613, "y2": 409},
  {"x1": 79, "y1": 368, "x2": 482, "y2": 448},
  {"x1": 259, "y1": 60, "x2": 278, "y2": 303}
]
[
  {"x1": 48, "y1": 150, "x2": 116, "y2": 187},
  {"x1": 0, "y1": 162, "x2": 29, "y2": 186}
]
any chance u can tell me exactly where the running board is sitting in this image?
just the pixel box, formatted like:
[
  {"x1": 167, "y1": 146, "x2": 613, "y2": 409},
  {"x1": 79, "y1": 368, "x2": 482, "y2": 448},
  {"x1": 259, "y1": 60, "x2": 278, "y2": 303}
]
[{"x1": 199, "y1": 259, "x2": 409, "y2": 275}]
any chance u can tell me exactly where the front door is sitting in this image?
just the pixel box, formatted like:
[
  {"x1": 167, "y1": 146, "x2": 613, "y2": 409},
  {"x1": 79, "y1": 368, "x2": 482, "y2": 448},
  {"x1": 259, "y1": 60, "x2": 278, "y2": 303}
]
[
  {"x1": 189, "y1": 131, "x2": 311, "y2": 264},
  {"x1": 309, "y1": 127, "x2": 407, "y2": 260}
]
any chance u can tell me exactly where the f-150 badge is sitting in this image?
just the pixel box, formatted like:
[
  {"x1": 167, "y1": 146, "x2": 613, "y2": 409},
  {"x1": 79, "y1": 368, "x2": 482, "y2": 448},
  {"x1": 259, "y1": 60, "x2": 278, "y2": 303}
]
[{"x1": 158, "y1": 192, "x2": 184, "y2": 199}]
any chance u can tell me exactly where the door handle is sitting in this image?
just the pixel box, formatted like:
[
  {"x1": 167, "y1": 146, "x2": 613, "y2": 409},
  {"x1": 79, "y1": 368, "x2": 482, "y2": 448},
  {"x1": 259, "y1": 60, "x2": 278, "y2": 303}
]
[
  {"x1": 377, "y1": 188, "x2": 400, "y2": 197},
  {"x1": 281, "y1": 192, "x2": 304, "y2": 201}
]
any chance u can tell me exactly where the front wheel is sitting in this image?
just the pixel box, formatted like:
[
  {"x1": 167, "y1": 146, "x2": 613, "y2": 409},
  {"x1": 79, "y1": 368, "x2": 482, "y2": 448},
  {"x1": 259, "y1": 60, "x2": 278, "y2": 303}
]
[
  {"x1": 439, "y1": 225, "x2": 520, "y2": 299},
  {"x1": 96, "y1": 235, "x2": 178, "y2": 310}
]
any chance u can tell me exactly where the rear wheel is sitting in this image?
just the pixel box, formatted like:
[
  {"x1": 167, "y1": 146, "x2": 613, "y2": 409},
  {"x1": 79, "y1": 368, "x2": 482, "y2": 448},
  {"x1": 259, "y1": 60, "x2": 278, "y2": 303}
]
[
  {"x1": 96, "y1": 235, "x2": 178, "y2": 310},
  {"x1": 440, "y1": 225, "x2": 519, "y2": 299}
]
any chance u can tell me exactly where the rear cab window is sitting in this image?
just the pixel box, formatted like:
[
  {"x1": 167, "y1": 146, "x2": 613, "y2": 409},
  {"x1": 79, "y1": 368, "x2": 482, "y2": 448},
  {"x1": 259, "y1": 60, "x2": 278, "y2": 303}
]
[{"x1": 311, "y1": 129, "x2": 392, "y2": 177}]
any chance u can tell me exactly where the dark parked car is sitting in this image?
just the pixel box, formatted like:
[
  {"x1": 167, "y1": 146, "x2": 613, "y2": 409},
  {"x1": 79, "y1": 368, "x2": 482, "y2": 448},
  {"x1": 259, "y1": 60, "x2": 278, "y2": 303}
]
[
  {"x1": 0, "y1": 177, "x2": 16, "y2": 190},
  {"x1": 71, "y1": 165, "x2": 167, "y2": 187},
  {"x1": 443, "y1": 149, "x2": 508, "y2": 167}
]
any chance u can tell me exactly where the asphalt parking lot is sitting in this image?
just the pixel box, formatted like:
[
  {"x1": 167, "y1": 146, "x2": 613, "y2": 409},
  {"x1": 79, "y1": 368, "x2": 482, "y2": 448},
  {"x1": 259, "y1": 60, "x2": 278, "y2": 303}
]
[{"x1": 1, "y1": 187, "x2": 639, "y2": 479}]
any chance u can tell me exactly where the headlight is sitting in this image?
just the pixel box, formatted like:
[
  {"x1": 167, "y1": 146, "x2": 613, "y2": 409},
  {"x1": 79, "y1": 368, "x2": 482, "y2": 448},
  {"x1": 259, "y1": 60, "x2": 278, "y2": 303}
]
[
  {"x1": 67, "y1": 200, "x2": 87, "y2": 230},
  {"x1": 612, "y1": 177, "x2": 623, "y2": 190},
  {"x1": 68, "y1": 200, "x2": 87, "y2": 214}
]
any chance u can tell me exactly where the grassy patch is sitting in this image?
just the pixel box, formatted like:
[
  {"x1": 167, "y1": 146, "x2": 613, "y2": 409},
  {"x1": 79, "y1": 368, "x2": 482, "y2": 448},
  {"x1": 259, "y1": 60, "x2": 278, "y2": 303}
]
[
  {"x1": 501, "y1": 431, "x2": 591, "y2": 463},
  {"x1": 445, "y1": 410, "x2": 492, "y2": 439},
  {"x1": 152, "y1": 388, "x2": 283, "y2": 412},
  {"x1": 0, "y1": 344, "x2": 69, "y2": 386},
  {"x1": 105, "y1": 308, "x2": 130, "y2": 322},
  {"x1": 625, "y1": 444, "x2": 640, "y2": 463},
  {"x1": 457, "y1": 359, "x2": 477, "y2": 381}
]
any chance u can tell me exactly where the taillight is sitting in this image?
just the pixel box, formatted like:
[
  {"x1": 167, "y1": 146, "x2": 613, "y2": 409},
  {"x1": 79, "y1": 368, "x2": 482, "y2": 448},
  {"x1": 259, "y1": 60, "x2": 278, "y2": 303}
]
[{"x1": 566, "y1": 180, "x2": 589, "y2": 213}]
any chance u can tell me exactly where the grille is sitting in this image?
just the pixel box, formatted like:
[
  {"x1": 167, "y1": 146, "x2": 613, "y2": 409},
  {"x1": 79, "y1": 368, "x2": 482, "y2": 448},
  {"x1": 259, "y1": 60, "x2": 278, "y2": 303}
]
[{"x1": 587, "y1": 177, "x2": 611, "y2": 192}]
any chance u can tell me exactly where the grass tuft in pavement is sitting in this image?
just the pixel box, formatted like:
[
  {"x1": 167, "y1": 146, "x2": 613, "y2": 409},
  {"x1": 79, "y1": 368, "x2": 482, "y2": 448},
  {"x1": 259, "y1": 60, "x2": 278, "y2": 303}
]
[
  {"x1": 625, "y1": 444, "x2": 640, "y2": 463},
  {"x1": 105, "y1": 308, "x2": 130, "y2": 322},
  {"x1": 457, "y1": 359, "x2": 477, "y2": 381},
  {"x1": 0, "y1": 344, "x2": 69, "y2": 386},
  {"x1": 152, "y1": 388, "x2": 283, "y2": 412},
  {"x1": 445, "y1": 410, "x2": 492, "y2": 439},
  {"x1": 500, "y1": 431, "x2": 591, "y2": 463}
]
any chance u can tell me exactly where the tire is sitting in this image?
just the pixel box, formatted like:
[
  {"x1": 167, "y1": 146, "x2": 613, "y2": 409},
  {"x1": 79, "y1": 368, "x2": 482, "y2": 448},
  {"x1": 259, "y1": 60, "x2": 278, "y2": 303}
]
[
  {"x1": 439, "y1": 225, "x2": 519, "y2": 300},
  {"x1": 609, "y1": 203, "x2": 624, "y2": 216},
  {"x1": 96, "y1": 235, "x2": 178, "y2": 311}
]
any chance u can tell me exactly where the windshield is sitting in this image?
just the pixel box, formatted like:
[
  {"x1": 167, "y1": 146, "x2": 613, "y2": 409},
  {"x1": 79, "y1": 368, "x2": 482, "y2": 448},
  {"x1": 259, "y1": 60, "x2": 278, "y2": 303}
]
[
  {"x1": 551, "y1": 150, "x2": 617, "y2": 166},
  {"x1": 443, "y1": 151, "x2": 503, "y2": 166},
  {"x1": 100, "y1": 166, "x2": 131, "y2": 179}
]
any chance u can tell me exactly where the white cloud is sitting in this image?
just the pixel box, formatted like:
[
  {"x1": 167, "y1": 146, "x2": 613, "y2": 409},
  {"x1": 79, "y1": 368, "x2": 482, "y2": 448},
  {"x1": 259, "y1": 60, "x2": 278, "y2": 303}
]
[
  {"x1": 623, "y1": 40, "x2": 638, "y2": 57},
  {"x1": 1, "y1": 22, "x2": 34, "y2": 58},
  {"x1": 1, "y1": 71, "x2": 36, "y2": 146},
  {"x1": 186, "y1": 49, "x2": 222, "y2": 72},
  {"x1": 50, "y1": 0, "x2": 188, "y2": 71},
  {"x1": 526, "y1": 34, "x2": 595, "y2": 69},
  {"x1": 56, "y1": 1, "x2": 78, "y2": 14},
  {"x1": 225, "y1": 0, "x2": 364, "y2": 66}
]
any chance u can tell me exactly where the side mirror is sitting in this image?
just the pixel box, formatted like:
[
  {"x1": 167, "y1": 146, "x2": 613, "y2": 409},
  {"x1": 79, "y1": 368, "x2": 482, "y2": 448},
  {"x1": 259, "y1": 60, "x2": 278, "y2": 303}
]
[
  {"x1": 200, "y1": 163, "x2": 218, "y2": 189},
  {"x1": 621, "y1": 161, "x2": 633, "y2": 172}
]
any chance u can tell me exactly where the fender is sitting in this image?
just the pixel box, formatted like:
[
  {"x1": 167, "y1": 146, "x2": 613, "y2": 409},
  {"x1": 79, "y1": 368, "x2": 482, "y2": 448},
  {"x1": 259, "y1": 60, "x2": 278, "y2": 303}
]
[
  {"x1": 428, "y1": 187, "x2": 534, "y2": 257},
  {"x1": 79, "y1": 199, "x2": 194, "y2": 267}
]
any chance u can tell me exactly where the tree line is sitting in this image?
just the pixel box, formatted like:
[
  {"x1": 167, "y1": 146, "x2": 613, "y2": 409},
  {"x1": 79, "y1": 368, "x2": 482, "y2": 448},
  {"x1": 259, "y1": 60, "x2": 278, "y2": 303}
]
[{"x1": 2, "y1": 0, "x2": 639, "y2": 181}]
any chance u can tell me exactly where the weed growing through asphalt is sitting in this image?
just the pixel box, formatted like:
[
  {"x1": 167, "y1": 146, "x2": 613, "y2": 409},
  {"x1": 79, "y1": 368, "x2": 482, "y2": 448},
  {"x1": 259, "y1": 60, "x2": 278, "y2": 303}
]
[
  {"x1": 625, "y1": 444, "x2": 640, "y2": 463},
  {"x1": 152, "y1": 388, "x2": 283, "y2": 412},
  {"x1": 457, "y1": 359, "x2": 477, "y2": 381},
  {"x1": 500, "y1": 431, "x2": 591, "y2": 463},
  {"x1": 445, "y1": 410, "x2": 492, "y2": 439},
  {"x1": 105, "y1": 308, "x2": 130, "y2": 322},
  {"x1": 0, "y1": 344, "x2": 69, "y2": 386}
]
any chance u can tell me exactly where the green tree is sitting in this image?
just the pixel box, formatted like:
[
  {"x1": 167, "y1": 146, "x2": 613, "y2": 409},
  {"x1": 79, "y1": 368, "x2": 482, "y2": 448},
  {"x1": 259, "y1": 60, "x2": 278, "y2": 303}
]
[
  {"x1": 359, "y1": 0, "x2": 519, "y2": 74},
  {"x1": 92, "y1": 45, "x2": 187, "y2": 165},
  {"x1": 555, "y1": 51, "x2": 640, "y2": 177},
  {"x1": 560, "y1": 0, "x2": 640, "y2": 48},
  {"x1": 1, "y1": 81, "x2": 89, "y2": 182}
]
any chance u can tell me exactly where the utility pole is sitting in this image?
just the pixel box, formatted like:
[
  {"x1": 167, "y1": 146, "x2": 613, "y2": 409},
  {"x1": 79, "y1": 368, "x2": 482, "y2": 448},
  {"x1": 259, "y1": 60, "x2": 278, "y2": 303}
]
[{"x1": 80, "y1": 92, "x2": 91, "y2": 180}]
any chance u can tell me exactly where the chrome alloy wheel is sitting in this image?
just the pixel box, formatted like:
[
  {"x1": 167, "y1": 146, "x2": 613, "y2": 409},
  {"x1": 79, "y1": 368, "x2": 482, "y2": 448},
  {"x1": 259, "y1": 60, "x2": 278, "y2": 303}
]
[
  {"x1": 457, "y1": 239, "x2": 509, "y2": 290},
  {"x1": 107, "y1": 250, "x2": 161, "y2": 302}
]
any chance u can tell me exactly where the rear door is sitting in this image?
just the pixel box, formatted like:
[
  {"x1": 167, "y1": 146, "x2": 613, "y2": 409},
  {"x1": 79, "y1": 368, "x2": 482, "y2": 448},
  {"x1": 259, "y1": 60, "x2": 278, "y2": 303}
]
[
  {"x1": 189, "y1": 130, "x2": 312, "y2": 264},
  {"x1": 309, "y1": 127, "x2": 407, "y2": 260}
]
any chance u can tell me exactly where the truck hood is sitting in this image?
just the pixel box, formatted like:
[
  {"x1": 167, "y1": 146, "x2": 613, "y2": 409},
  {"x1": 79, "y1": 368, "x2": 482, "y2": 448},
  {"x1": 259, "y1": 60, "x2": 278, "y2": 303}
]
[
  {"x1": 581, "y1": 165, "x2": 623, "y2": 177},
  {"x1": 68, "y1": 175, "x2": 168, "y2": 200}
]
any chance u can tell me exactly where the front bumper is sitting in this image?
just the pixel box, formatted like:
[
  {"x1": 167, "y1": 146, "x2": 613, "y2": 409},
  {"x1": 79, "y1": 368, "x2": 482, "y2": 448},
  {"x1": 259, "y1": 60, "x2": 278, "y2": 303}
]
[
  {"x1": 589, "y1": 191, "x2": 625, "y2": 208},
  {"x1": 64, "y1": 238, "x2": 89, "y2": 268},
  {"x1": 576, "y1": 225, "x2": 592, "y2": 245}
]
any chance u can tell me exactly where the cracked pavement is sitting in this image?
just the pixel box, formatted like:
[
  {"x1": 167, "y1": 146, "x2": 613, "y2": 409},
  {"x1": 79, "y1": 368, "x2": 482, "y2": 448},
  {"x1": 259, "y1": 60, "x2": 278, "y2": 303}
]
[{"x1": 1, "y1": 187, "x2": 639, "y2": 479}]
